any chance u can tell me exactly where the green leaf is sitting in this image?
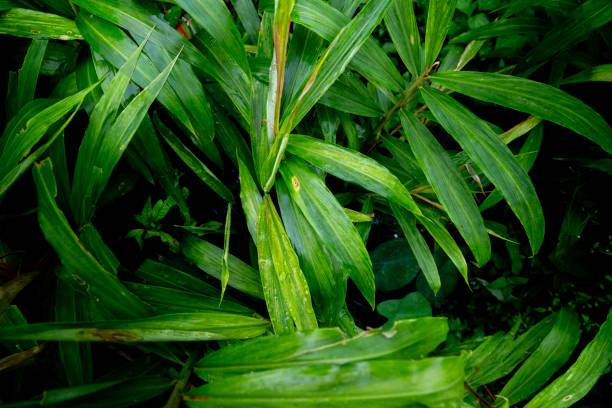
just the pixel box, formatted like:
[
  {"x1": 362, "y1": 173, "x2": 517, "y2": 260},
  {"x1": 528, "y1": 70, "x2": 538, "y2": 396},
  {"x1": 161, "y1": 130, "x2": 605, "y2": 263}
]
[
  {"x1": 500, "y1": 308, "x2": 581, "y2": 405},
  {"x1": 451, "y1": 17, "x2": 549, "y2": 43},
  {"x1": 186, "y1": 357, "x2": 464, "y2": 407},
  {"x1": 424, "y1": 0, "x2": 457, "y2": 69},
  {"x1": 421, "y1": 87, "x2": 545, "y2": 255},
  {"x1": 525, "y1": 307, "x2": 612, "y2": 408},
  {"x1": 0, "y1": 82, "x2": 101, "y2": 196},
  {"x1": 480, "y1": 124, "x2": 543, "y2": 212},
  {"x1": 238, "y1": 155, "x2": 263, "y2": 243},
  {"x1": 377, "y1": 292, "x2": 432, "y2": 322},
  {"x1": 0, "y1": 8, "x2": 81, "y2": 40},
  {"x1": 74, "y1": 13, "x2": 204, "y2": 149},
  {"x1": 153, "y1": 113, "x2": 235, "y2": 203},
  {"x1": 134, "y1": 259, "x2": 219, "y2": 298},
  {"x1": 83, "y1": 49, "x2": 180, "y2": 222},
  {"x1": 397, "y1": 112, "x2": 489, "y2": 266},
  {"x1": 54, "y1": 280, "x2": 93, "y2": 386},
  {"x1": 287, "y1": 135, "x2": 421, "y2": 215},
  {"x1": 124, "y1": 282, "x2": 251, "y2": 315},
  {"x1": 0, "y1": 100, "x2": 81, "y2": 198},
  {"x1": 180, "y1": 0, "x2": 253, "y2": 122},
  {"x1": 195, "y1": 318, "x2": 448, "y2": 381},
  {"x1": 524, "y1": 0, "x2": 612, "y2": 65},
  {"x1": 231, "y1": 0, "x2": 260, "y2": 42},
  {"x1": 0, "y1": 377, "x2": 172, "y2": 408},
  {"x1": 257, "y1": 195, "x2": 318, "y2": 333},
  {"x1": 220, "y1": 203, "x2": 232, "y2": 304},
  {"x1": 466, "y1": 314, "x2": 556, "y2": 387},
  {"x1": 318, "y1": 72, "x2": 384, "y2": 117},
  {"x1": 560, "y1": 64, "x2": 612, "y2": 85},
  {"x1": 372, "y1": 239, "x2": 419, "y2": 292},
  {"x1": 71, "y1": 29, "x2": 151, "y2": 223},
  {"x1": 279, "y1": 157, "x2": 375, "y2": 308},
  {"x1": 281, "y1": 0, "x2": 393, "y2": 132},
  {"x1": 11, "y1": 39, "x2": 48, "y2": 118},
  {"x1": 72, "y1": 0, "x2": 216, "y2": 147},
  {"x1": 0, "y1": 312, "x2": 268, "y2": 342},
  {"x1": 292, "y1": 0, "x2": 403, "y2": 94},
  {"x1": 416, "y1": 214, "x2": 468, "y2": 283},
  {"x1": 430, "y1": 71, "x2": 612, "y2": 155},
  {"x1": 276, "y1": 180, "x2": 346, "y2": 325},
  {"x1": 32, "y1": 158, "x2": 151, "y2": 319},
  {"x1": 181, "y1": 234, "x2": 264, "y2": 300},
  {"x1": 391, "y1": 203, "x2": 440, "y2": 295},
  {"x1": 385, "y1": 0, "x2": 421, "y2": 77}
]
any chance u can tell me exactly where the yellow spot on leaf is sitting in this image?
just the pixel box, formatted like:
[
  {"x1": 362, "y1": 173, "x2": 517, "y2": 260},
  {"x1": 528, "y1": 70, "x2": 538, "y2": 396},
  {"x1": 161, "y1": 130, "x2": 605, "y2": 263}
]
[{"x1": 291, "y1": 176, "x2": 300, "y2": 191}]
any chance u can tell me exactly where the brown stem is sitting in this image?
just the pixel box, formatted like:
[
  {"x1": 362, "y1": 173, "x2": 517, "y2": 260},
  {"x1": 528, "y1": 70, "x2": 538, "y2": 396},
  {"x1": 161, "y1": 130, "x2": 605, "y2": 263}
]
[{"x1": 464, "y1": 382, "x2": 493, "y2": 408}]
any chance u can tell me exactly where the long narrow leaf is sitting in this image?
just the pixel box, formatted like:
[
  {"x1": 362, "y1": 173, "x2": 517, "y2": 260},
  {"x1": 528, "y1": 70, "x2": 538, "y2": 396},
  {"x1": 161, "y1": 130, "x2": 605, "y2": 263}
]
[
  {"x1": 430, "y1": 71, "x2": 612, "y2": 155},
  {"x1": 287, "y1": 135, "x2": 421, "y2": 215},
  {"x1": 421, "y1": 87, "x2": 545, "y2": 254},
  {"x1": 257, "y1": 195, "x2": 318, "y2": 333}
]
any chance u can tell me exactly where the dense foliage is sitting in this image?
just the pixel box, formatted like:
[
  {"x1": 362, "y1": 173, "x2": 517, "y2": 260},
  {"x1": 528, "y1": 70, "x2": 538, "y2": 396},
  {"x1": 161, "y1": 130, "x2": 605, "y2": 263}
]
[{"x1": 1, "y1": 0, "x2": 611, "y2": 407}]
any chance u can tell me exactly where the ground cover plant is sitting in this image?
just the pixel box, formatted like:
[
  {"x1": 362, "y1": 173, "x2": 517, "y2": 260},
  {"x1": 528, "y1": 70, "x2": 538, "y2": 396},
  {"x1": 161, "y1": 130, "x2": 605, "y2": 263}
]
[{"x1": 0, "y1": 0, "x2": 611, "y2": 406}]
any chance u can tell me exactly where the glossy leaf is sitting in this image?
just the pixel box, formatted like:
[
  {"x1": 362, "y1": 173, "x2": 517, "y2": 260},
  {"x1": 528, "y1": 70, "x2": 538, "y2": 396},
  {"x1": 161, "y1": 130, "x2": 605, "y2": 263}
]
[
  {"x1": 153, "y1": 113, "x2": 235, "y2": 203},
  {"x1": 281, "y1": 0, "x2": 393, "y2": 132},
  {"x1": 186, "y1": 357, "x2": 464, "y2": 407},
  {"x1": 257, "y1": 194, "x2": 318, "y2": 333},
  {"x1": 421, "y1": 87, "x2": 545, "y2": 255},
  {"x1": 279, "y1": 157, "x2": 375, "y2": 308},
  {"x1": 451, "y1": 17, "x2": 549, "y2": 43},
  {"x1": 0, "y1": 82, "x2": 101, "y2": 196},
  {"x1": 430, "y1": 71, "x2": 612, "y2": 155},
  {"x1": 196, "y1": 318, "x2": 448, "y2": 380},
  {"x1": 287, "y1": 135, "x2": 421, "y2": 215},
  {"x1": 0, "y1": 8, "x2": 81, "y2": 40},
  {"x1": 560, "y1": 64, "x2": 612, "y2": 84},
  {"x1": 276, "y1": 180, "x2": 345, "y2": 324},
  {"x1": 292, "y1": 0, "x2": 403, "y2": 94},
  {"x1": 124, "y1": 283, "x2": 251, "y2": 315},
  {"x1": 377, "y1": 292, "x2": 432, "y2": 322}
]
